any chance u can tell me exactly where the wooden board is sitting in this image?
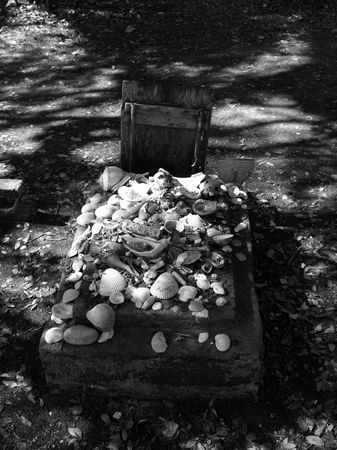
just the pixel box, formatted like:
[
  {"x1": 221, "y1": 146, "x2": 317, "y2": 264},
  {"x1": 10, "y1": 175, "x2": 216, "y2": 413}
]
[{"x1": 0, "y1": 179, "x2": 24, "y2": 198}]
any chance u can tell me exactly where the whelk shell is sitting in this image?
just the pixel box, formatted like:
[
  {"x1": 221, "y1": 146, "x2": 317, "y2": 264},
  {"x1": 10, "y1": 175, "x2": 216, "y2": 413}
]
[
  {"x1": 151, "y1": 331, "x2": 168, "y2": 353},
  {"x1": 178, "y1": 285, "x2": 197, "y2": 302},
  {"x1": 107, "y1": 253, "x2": 135, "y2": 276},
  {"x1": 215, "y1": 333, "x2": 231, "y2": 352},
  {"x1": 98, "y1": 268, "x2": 127, "y2": 296},
  {"x1": 150, "y1": 272, "x2": 179, "y2": 300},
  {"x1": 86, "y1": 303, "x2": 115, "y2": 331}
]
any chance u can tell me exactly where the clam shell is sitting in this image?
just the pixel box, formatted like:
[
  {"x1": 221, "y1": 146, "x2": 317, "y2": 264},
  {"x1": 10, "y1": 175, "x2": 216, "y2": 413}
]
[
  {"x1": 212, "y1": 234, "x2": 234, "y2": 246},
  {"x1": 215, "y1": 333, "x2": 231, "y2": 352},
  {"x1": 206, "y1": 227, "x2": 222, "y2": 238},
  {"x1": 86, "y1": 303, "x2": 115, "y2": 331},
  {"x1": 89, "y1": 193, "x2": 103, "y2": 204},
  {"x1": 178, "y1": 285, "x2": 197, "y2": 302},
  {"x1": 196, "y1": 274, "x2": 211, "y2": 290},
  {"x1": 189, "y1": 299, "x2": 204, "y2": 312},
  {"x1": 95, "y1": 204, "x2": 116, "y2": 219},
  {"x1": 141, "y1": 296, "x2": 156, "y2": 310},
  {"x1": 152, "y1": 301, "x2": 163, "y2": 311},
  {"x1": 211, "y1": 281, "x2": 225, "y2": 295},
  {"x1": 131, "y1": 287, "x2": 151, "y2": 307},
  {"x1": 107, "y1": 194, "x2": 120, "y2": 206},
  {"x1": 98, "y1": 329, "x2": 115, "y2": 343},
  {"x1": 77, "y1": 212, "x2": 94, "y2": 227},
  {"x1": 175, "y1": 250, "x2": 201, "y2": 268},
  {"x1": 72, "y1": 258, "x2": 84, "y2": 272},
  {"x1": 62, "y1": 289, "x2": 79, "y2": 303},
  {"x1": 216, "y1": 297, "x2": 229, "y2": 306},
  {"x1": 151, "y1": 331, "x2": 168, "y2": 353},
  {"x1": 91, "y1": 222, "x2": 104, "y2": 235},
  {"x1": 98, "y1": 268, "x2": 126, "y2": 296},
  {"x1": 81, "y1": 203, "x2": 97, "y2": 214},
  {"x1": 198, "y1": 332, "x2": 209, "y2": 343},
  {"x1": 150, "y1": 272, "x2": 179, "y2": 299},
  {"x1": 45, "y1": 327, "x2": 64, "y2": 344},
  {"x1": 52, "y1": 303, "x2": 74, "y2": 320},
  {"x1": 109, "y1": 292, "x2": 124, "y2": 305},
  {"x1": 66, "y1": 271, "x2": 82, "y2": 283},
  {"x1": 185, "y1": 213, "x2": 205, "y2": 230},
  {"x1": 63, "y1": 325, "x2": 99, "y2": 345},
  {"x1": 111, "y1": 209, "x2": 127, "y2": 222}
]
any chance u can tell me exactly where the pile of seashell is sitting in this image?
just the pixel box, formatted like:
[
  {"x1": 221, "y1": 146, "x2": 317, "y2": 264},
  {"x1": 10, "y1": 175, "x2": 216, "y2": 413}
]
[{"x1": 45, "y1": 166, "x2": 250, "y2": 353}]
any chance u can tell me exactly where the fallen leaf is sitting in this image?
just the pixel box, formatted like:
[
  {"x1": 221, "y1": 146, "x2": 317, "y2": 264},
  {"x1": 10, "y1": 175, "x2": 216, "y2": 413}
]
[
  {"x1": 68, "y1": 427, "x2": 82, "y2": 439},
  {"x1": 159, "y1": 417, "x2": 179, "y2": 439},
  {"x1": 305, "y1": 435, "x2": 324, "y2": 447},
  {"x1": 20, "y1": 416, "x2": 32, "y2": 427}
]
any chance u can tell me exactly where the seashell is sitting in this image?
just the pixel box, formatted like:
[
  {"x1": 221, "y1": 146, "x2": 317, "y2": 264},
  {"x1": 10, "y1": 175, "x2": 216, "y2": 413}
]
[
  {"x1": 111, "y1": 209, "x2": 127, "y2": 222},
  {"x1": 98, "y1": 268, "x2": 127, "y2": 296},
  {"x1": 216, "y1": 297, "x2": 229, "y2": 306},
  {"x1": 152, "y1": 301, "x2": 163, "y2": 311},
  {"x1": 95, "y1": 204, "x2": 116, "y2": 219},
  {"x1": 235, "y1": 252, "x2": 247, "y2": 262},
  {"x1": 63, "y1": 325, "x2": 99, "y2": 345},
  {"x1": 52, "y1": 303, "x2": 74, "y2": 320},
  {"x1": 131, "y1": 287, "x2": 151, "y2": 308},
  {"x1": 192, "y1": 199, "x2": 218, "y2": 216},
  {"x1": 231, "y1": 197, "x2": 243, "y2": 205},
  {"x1": 141, "y1": 296, "x2": 156, "y2": 310},
  {"x1": 175, "y1": 250, "x2": 201, "y2": 268},
  {"x1": 198, "y1": 332, "x2": 209, "y2": 343},
  {"x1": 98, "y1": 166, "x2": 126, "y2": 191},
  {"x1": 107, "y1": 253, "x2": 135, "y2": 276},
  {"x1": 66, "y1": 271, "x2": 83, "y2": 283},
  {"x1": 201, "y1": 262, "x2": 213, "y2": 273},
  {"x1": 91, "y1": 222, "x2": 104, "y2": 236},
  {"x1": 98, "y1": 329, "x2": 115, "y2": 343},
  {"x1": 151, "y1": 331, "x2": 167, "y2": 353},
  {"x1": 222, "y1": 245, "x2": 232, "y2": 253},
  {"x1": 196, "y1": 274, "x2": 211, "y2": 290},
  {"x1": 163, "y1": 210, "x2": 181, "y2": 221},
  {"x1": 81, "y1": 203, "x2": 97, "y2": 213},
  {"x1": 45, "y1": 327, "x2": 64, "y2": 344},
  {"x1": 72, "y1": 257, "x2": 84, "y2": 273},
  {"x1": 143, "y1": 269, "x2": 158, "y2": 280},
  {"x1": 138, "y1": 204, "x2": 150, "y2": 221},
  {"x1": 212, "y1": 234, "x2": 234, "y2": 246},
  {"x1": 118, "y1": 185, "x2": 148, "y2": 202},
  {"x1": 215, "y1": 333, "x2": 231, "y2": 352},
  {"x1": 107, "y1": 194, "x2": 120, "y2": 205},
  {"x1": 192, "y1": 308, "x2": 209, "y2": 319},
  {"x1": 122, "y1": 235, "x2": 170, "y2": 258},
  {"x1": 108, "y1": 242, "x2": 124, "y2": 253},
  {"x1": 89, "y1": 193, "x2": 103, "y2": 204},
  {"x1": 62, "y1": 289, "x2": 79, "y2": 303},
  {"x1": 77, "y1": 212, "x2": 95, "y2": 227},
  {"x1": 211, "y1": 281, "x2": 225, "y2": 295},
  {"x1": 185, "y1": 213, "x2": 205, "y2": 231},
  {"x1": 51, "y1": 313, "x2": 63, "y2": 324},
  {"x1": 234, "y1": 222, "x2": 248, "y2": 233},
  {"x1": 164, "y1": 219, "x2": 178, "y2": 233},
  {"x1": 228, "y1": 186, "x2": 241, "y2": 197},
  {"x1": 145, "y1": 201, "x2": 159, "y2": 215},
  {"x1": 206, "y1": 227, "x2": 222, "y2": 238},
  {"x1": 150, "y1": 272, "x2": 179, "y2": 299},
  {"x1": 210, "y1": 252, "x2": 225, "y2": 268},
  {"x1": 109, "y1": 292, "x2": 124, "y2": 305},
  {"x1": 171, "y1": 271, "x2": 186, "y2": 286},
  {"x1": 86, "y1": 303, "x2": 115, "y2": 331},
  {"x1": 178, "y1": 285, "x2": 197, "y2": 302},
  {"x1": 189, "y1": 299, "x2": 204, "y2": 312}
]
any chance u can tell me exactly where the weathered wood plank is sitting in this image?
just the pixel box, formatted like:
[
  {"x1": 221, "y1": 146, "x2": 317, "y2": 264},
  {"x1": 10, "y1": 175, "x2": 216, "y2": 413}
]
[{"x1": 0, "y1": 179, "x2": 24, "y2": 198}]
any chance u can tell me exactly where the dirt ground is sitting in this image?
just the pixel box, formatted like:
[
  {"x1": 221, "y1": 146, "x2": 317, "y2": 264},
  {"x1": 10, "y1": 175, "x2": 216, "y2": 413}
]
[{"x1": 1, "y1": 1, "x2": 337, "y2": 449}]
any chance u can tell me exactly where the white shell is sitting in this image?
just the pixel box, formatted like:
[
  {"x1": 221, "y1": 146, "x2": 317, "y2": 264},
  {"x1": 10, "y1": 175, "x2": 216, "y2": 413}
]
[
  {"x1": 206, "y1": 227, "x2": 222, "y2": 238},
  {"x1": 91, "y1": 222, "x2": 104, "y2": 235},
  {"x1": 99, "y1": 268, "x2": 126, "y2": 296},
  {"x1": 131, "y1": 287, "x2": 151, "y2": 306},
  {"x1": 66, "y1": 271, "x2": 82, "y2": 283},
  {"x1": 212, "y1": 234, "x2": 234, "y2": 246},
  {"x1": 178, "y1": 285, "x2": 197, "y2": 302},
  {"x1": 107, "y1": 194, "x2": 120, "y2": 205},
  {"x1": 62, "y1": 289, "x2": 79, "y2": 303},
  {"x1": 185, "y1": 213, "x2": 205, "y2": 231},
  {"x1": 234, "y1": 222, "x2": 247, "y2": 233},
  {"x1": 52, "y1": 303, "x2": 74, "y2": 320},
  {"x1": 198, "y1": 332, "x2": 209, "y2": 343},
  {"x1": 98, "y1": 329, "x2": 115, "y2": 343},
  {"x1": 196, "y1": 274, "x2": 211, "y2": 290},
  {"x1": 216, "y1": 297, "x2": 229, "y2": 306},
  {"x1": 81, "y1": 203, "x2": 97, "y2": 214},
  {"x1": 86, "y1": 303, "x2": 115, "y2": 331},
  {"x1": 77, "y1": 212, "x2": 95, "y2": 226},
  {"x1": 215, "y1": 333, "x2": 231, "y2": 352},
  {"x1": 89, "y1": 193, "x2": 103, "y2": 204},
  {"x1": 95, "y1": 204, "x2": 116, "y2": 219},
  {"x1": 45, "y1": 327, "x2": 64, "y2": 344},
  {"x1": 72, "y1": 258, "x2": 84, "y2": 272},
  {"x1": 189, "y1": 299, "x2": 204, "y2": 312},
  {"x1": 63, "y1": 325, "x2": 99, "y2": 345},
  {"x1": 51, "y1": 313, "x2": 63, "y2": 324},
  {"x1": 109, "y1": 292, "x2": 124, "y2": 305},
  {"x1": 211, "y1": 281, "x2": 225, "y2": 295},
  {"x1": 175, "y1": 251, "x2": 201, "y2": 267},
  {"x1": 151, "y1": 331, "x2": 168, "y2": 353},
  {"x1": 152, "y1": 301, "x2": 163, "y2": 311},
  {"x1": 150, "y1": 272, "x2": 179, "y2": 299}
]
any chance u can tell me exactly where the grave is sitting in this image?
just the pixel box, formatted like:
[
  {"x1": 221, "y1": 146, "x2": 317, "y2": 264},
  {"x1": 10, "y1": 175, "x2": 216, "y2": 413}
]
[{"x1": 39, "y1": 82, "x2": 263, "y2": 399}]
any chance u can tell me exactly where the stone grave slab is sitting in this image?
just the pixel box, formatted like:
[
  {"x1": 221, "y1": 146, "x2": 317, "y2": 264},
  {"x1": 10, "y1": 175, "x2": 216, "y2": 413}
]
[{"x1": 39, "y1": 168, "x2": 263, "y2": 399}]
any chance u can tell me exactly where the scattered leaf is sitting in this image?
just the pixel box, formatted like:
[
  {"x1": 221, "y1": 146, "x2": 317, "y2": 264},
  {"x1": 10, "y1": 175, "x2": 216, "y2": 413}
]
[
  {"x1": 68, "y1": 427, "x2": 82, "y2": 439},
  {"x1": 305, "y1": 435, "x2": 324, "y2": 447}
]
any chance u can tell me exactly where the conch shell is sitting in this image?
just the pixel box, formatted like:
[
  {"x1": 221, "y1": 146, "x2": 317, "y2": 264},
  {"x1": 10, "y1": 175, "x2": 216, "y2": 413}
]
[{"x1": 150, "y1": 272, "x2": 179, "y2": 299}]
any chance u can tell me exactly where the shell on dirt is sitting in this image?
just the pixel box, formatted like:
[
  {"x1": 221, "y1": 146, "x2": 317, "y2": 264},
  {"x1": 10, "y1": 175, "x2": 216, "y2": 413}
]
[
  {"x1": 81, "y1": 203, "x2": 97, "y2": 214},
  {"x1": 111, "y1": 209, "x2": 127, "y2": 222},
  {"x1": 198, "y1": 332, "x2": 209, "y2": 343},
  {"x1": 211, "y1": 281, "x2": 225, "y2": 295},
  {"x1": 66, "y1": 271, "x2": 83, "y2": 283},
  {"x1": 109, "y1": 292, "x2": 125, "y2": 305},
  {"x1": 175, "y1": 250, "x2": 201, "y2": 267},
  {"x1": 98, "y1": 166, "x2": 126, "y2": 191},
  {"x1": 98, "y1": 329, "x2": 115, "y2": 343},
  {"x1": 150, "y1": 272, "x2": 179, "y2": 299},
  {"x1": 77, "y1": 212, "x2": 95, "y2": 227},
  {"x1": 131, "y1": 287, "x2": 151, "y2": 305},
  {"x1": 52, "y1": 303, "x2": 74, "y2": 320},
  {"x1": 212, "y1": 234, "x2": 234, "y2": 246},
  {"x1": 216, "y1": 297, "x2": 229, "y2": 306},
  {"x1": 178, "y1": 285, "x2": 197, "y2": 302},
  {"x1": 141, "y1": 296, "x2": 156, "y2": 310},
  {"x1": 196, "y1": 274, "x2": 211, "y2": 290},
  {"x1": 215, "y1": 333, "x2": 231, "y2": 352},
  {"x1": 185, "y1": 213, "x2": 205, "y2": 231},
  {"x1": 151, "y1": 331, "x2": 168, "y2": 353},
  {"x1": 206, "y1": 227, "x2": 222, "y2": 238},
  {"x1": 189, "y1": 299, "x2": 204, "y2": 312},
  {"x1": 45, "y1": 327, "x2": 64, "y2": 344},
  {"x1": 89, "y1": 193, "x2": 103, "y2": 204},
  {"x1": 86, "y1": 303, "x2": 115, "y2": 331},
  {"x1": 95, "y1": 204, "x2": 116, "y2": 219},
  {"x1": 98, "y1": 268, "x2": 127, "y2": 296},
  {"x1": 62, "y1": 289, "x2": 79, "y2": 303},
  {"x1": 63, "y1": 325, "x2": 99, "y2": 345},
  {"x1": 152, "y1": 301, "x2": 163, "y2": 311}
]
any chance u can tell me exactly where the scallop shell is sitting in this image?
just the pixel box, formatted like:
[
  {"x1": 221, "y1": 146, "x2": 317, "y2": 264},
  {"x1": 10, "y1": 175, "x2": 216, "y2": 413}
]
[
  {"x1": 81, "y1": 203, "x2": 97, "y2": 214},
  {"x1": 63, "y1": 325, "x2": 99, "y2": 346},
  {"x1": 196, "y1": 274, "x2": 211, "y2": 290},
  {"x1": 151, "y1": 331, "x2": 168, "y2": 353},
  {"x1": 77, "y1": 212, "x2": 95, "y2": 227},
  {"x1": 212, "y1": 234, "x2": 234, "y2": 246},
  {"x1": 95, "y1": 204, "x2": 116, "y2": 219},
  {"x1": 62, "y1": 289, "x2": 79, "y2": 303},
  {"x1": 150, "y1": 272, "x2": 179, "y2": 299},
  {"x1": 175, "y1": 250, "x2": 201, "y2": 268},
  {"x1": 109, "y1": 292, "x2": 124, "y2": 305},
  {"x1": 98, "y1": 268, "x2": 126, "y2": 296},
  {"x1": 178, "y1": 285, "x2": 197, "y2": 302},
  {"x1": 52, "y1": 303, "x2": 74, "y2": 320},
  {"x1": 131, "y1": 287, "x2": 151, "y2": 307},
  {"x1": 86, "y1": 303, "x2": 115, "y2": 331},
  {"x1": 211, "y1": 281, "x2": 225, "y2": 295},
  {"x1": 215, "y1": 333, "x2": 231, "y2": 352},
  {"x1": 198, "y1": 332, "x2": 209, "y2": 343},
  {"x1": 45, "y1": 327, "x2": 64, "y2": 344}
]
